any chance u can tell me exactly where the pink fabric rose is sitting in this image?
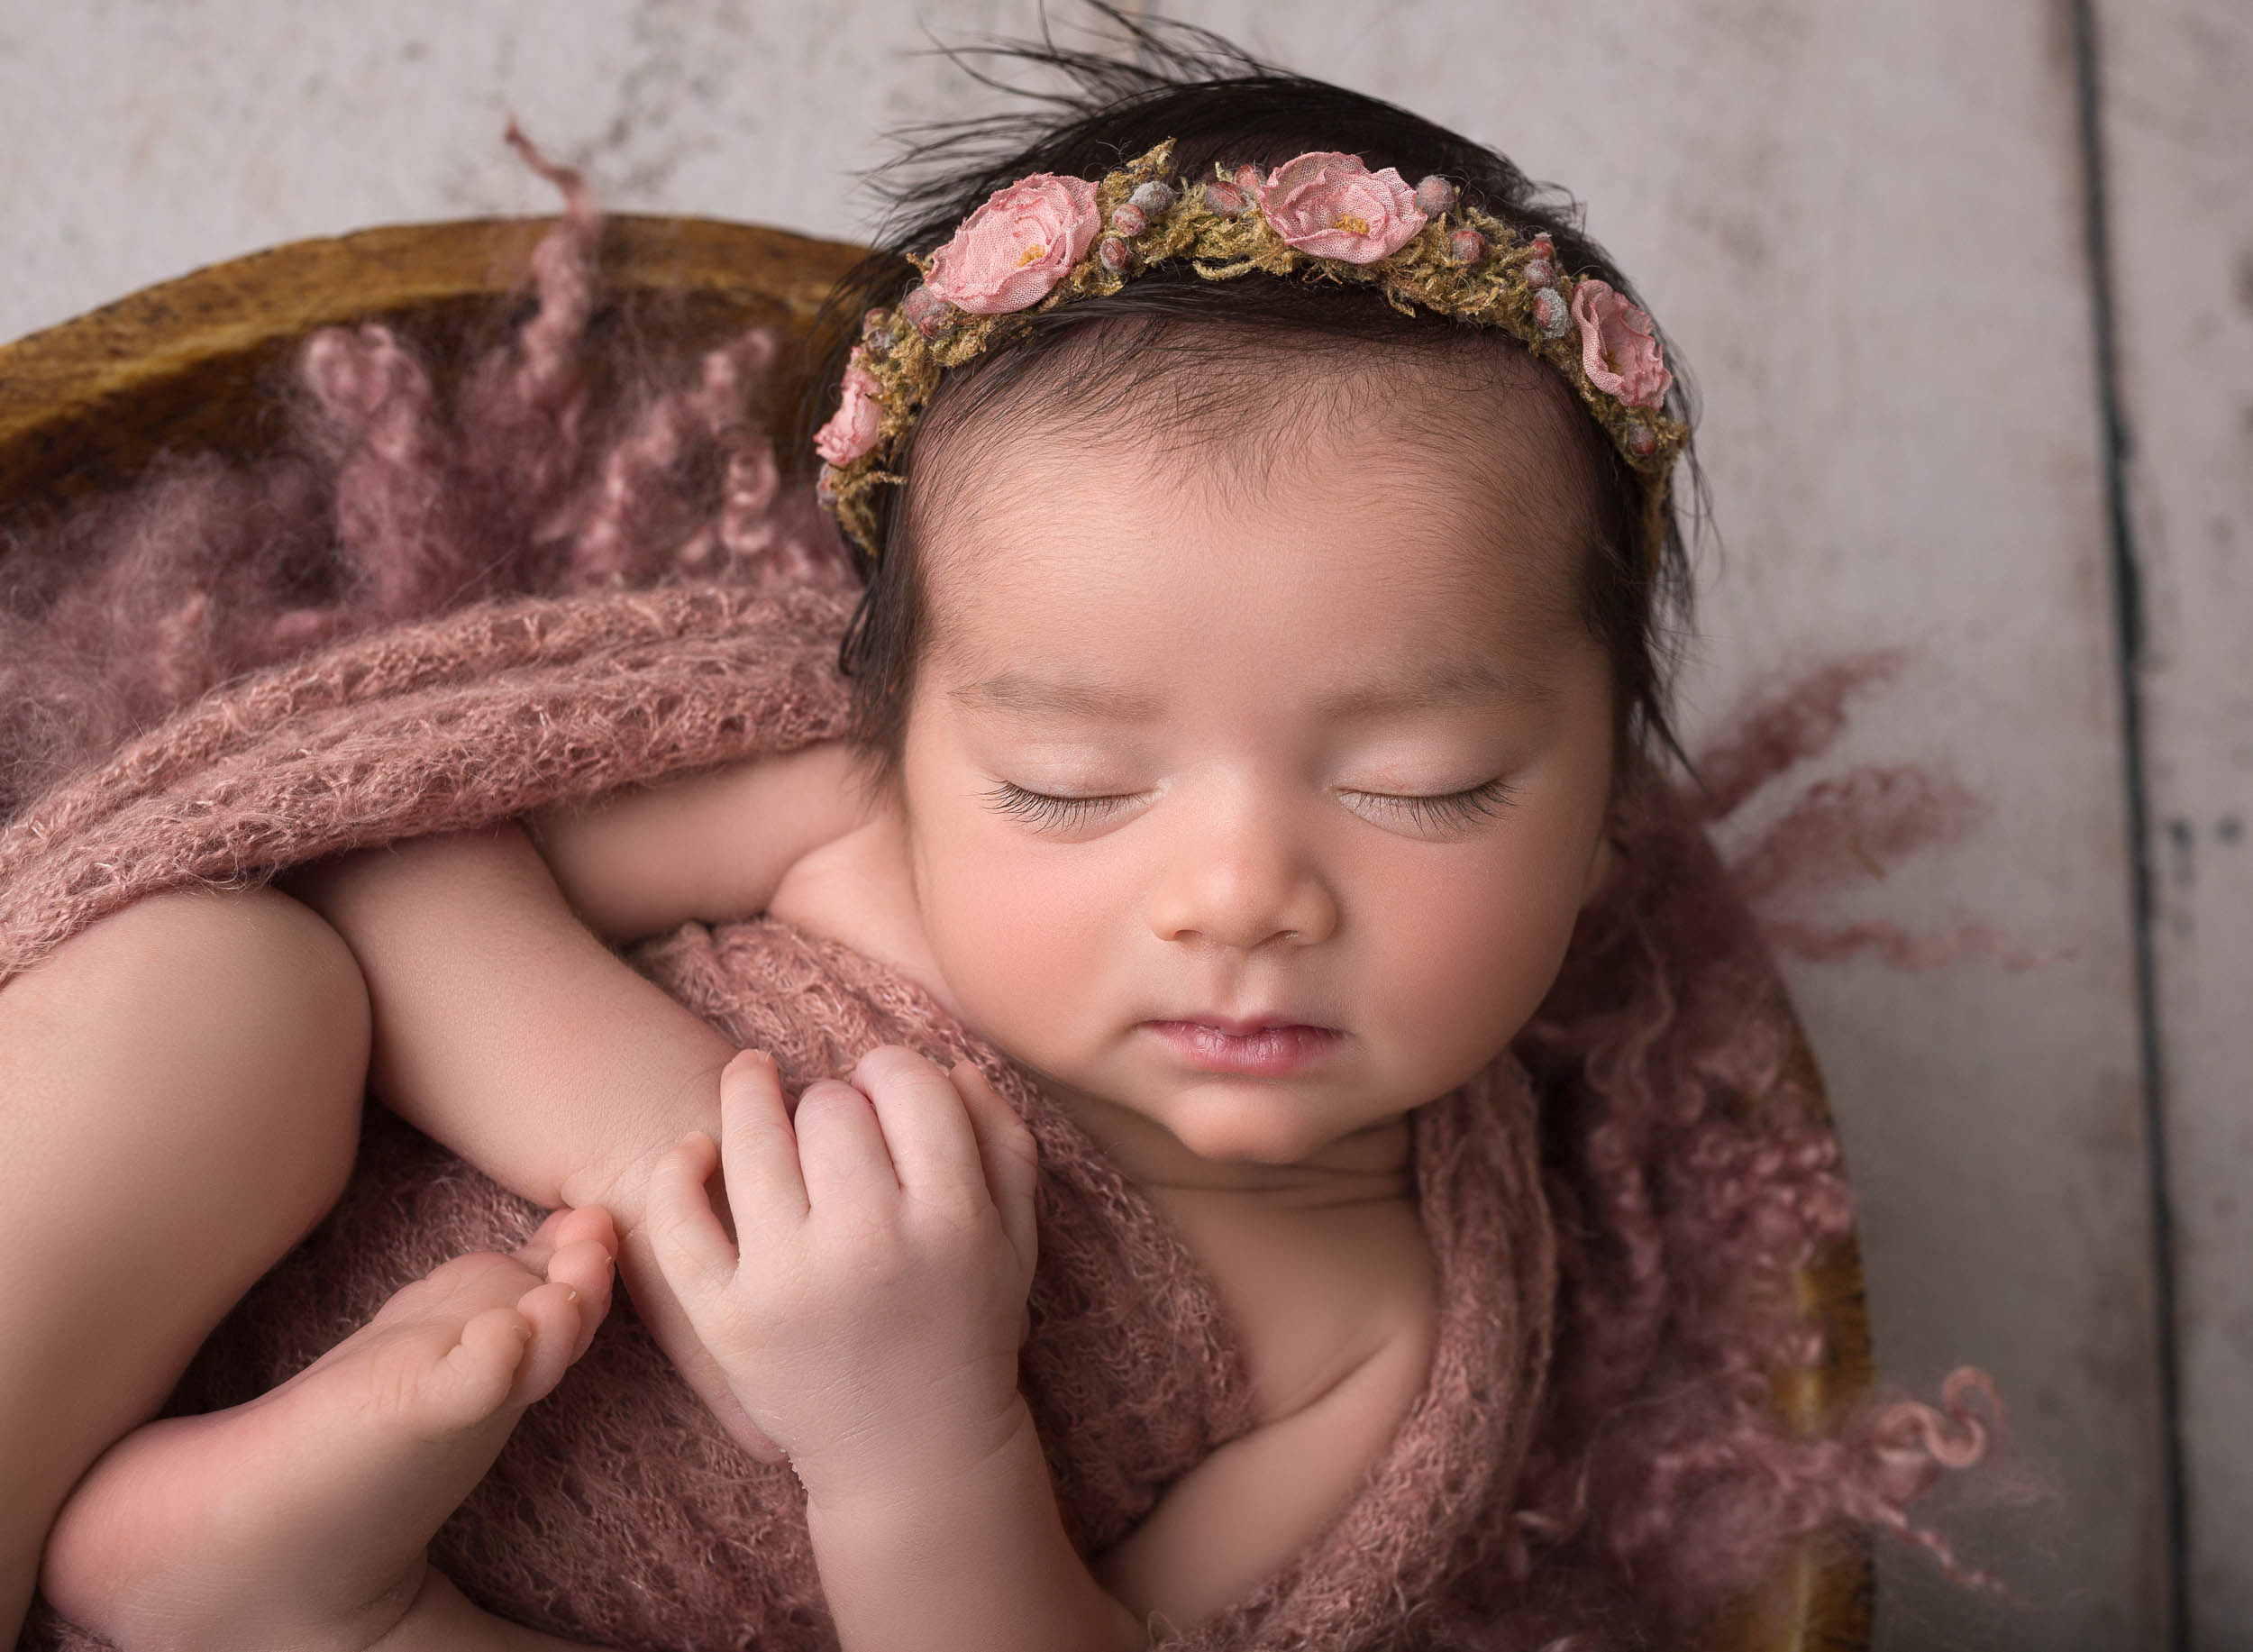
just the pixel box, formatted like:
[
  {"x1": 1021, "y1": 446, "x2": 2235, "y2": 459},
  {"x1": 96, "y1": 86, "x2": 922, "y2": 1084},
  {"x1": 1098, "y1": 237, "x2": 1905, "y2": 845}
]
[
  {"x1": 924, "y1": 173, "x2": 1100, "y2": 314},
  {"x1": 813, "y1": 362, "x2": 884, "y2": 466},
  {"x1": 1256, "y1": 151, "x2": 1428, "y2": 263},
  {"x1": 1569, "y1": 278, "x2": 1673, "y2": 409}
]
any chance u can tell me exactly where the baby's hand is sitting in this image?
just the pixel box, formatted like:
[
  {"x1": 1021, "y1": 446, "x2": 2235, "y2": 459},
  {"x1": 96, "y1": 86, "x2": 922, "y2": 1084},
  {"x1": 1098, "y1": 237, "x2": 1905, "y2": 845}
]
[{"x1": 644, "y1": 1045, "x2": 1039, "y2": 1508}]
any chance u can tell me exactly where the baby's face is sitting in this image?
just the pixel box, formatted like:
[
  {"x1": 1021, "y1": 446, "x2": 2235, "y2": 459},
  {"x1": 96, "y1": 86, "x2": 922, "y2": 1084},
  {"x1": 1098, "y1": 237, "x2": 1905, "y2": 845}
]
[{"x1": 895, "y1": 391, "x2": 1614, "y2": 1180}]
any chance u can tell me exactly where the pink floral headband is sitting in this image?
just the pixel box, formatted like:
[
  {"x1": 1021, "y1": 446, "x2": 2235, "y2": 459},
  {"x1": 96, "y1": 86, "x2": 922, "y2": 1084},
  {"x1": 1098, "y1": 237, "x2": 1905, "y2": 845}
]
[{"x1": 816, "y1": 140, "x2": 1686, "y2": 568}]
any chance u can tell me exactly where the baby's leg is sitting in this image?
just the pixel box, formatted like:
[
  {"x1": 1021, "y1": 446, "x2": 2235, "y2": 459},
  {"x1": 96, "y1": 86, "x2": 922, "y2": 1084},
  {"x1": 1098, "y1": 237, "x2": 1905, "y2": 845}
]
[
  {"x1": 40, "y1": 1207, "x2": 617, "y2": 1652},
  {"x1": 0, "y1": 885, "x2": 369, "y2": 1641}
]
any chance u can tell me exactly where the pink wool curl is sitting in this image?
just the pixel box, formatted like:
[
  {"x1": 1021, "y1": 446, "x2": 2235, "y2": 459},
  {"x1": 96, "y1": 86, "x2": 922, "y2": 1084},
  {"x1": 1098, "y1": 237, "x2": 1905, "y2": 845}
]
[
  {"x1": 1462, "y1": 664, "x2": 2019, "y2": 1642},
  {"x1": 0, "y1": 129, "x2": 849, "y2": 826},
  {"x1": 1690, "y1": 651, "x2": 1905, "y2": 821}
]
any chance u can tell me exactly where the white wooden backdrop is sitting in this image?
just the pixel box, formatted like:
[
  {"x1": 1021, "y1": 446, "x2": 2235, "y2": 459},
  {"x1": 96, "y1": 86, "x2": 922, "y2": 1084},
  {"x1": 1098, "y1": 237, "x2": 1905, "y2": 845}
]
[{"x1": 3, "y1": 3, "x2": 2244, "y2": 1647}]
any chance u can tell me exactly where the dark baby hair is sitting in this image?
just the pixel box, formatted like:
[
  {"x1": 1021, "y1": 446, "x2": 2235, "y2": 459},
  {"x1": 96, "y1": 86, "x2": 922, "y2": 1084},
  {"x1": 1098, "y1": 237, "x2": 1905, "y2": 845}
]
[{"x1": 801, "y1": 8, "x2": 1701, "y2": 787}]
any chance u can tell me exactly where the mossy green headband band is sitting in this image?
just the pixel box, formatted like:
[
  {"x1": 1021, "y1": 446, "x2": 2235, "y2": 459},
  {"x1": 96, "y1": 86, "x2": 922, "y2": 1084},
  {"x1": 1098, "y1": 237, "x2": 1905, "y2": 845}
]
[{"x1": 815, "y1": 139, "x2": 1686, "y2": 570}]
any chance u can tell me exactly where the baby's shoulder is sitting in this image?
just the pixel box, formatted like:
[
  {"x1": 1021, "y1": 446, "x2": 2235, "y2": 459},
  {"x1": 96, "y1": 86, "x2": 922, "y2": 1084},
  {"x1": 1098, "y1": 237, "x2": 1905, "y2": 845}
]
[
  {"x1": 530, "y1": 741, "x2": 878, "y2": 945},
  {"x1": 764, "y1": 781, "x2": 965, "y2": 1019}
]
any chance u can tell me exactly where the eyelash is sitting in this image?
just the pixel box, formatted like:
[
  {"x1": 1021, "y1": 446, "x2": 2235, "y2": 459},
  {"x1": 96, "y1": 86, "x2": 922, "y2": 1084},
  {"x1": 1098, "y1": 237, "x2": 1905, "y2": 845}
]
[
  {"x1": 1356, "y1": 778, "x2": 1519, "y2": 830},
  {"x1": 981, "y1": 778, "x2": 1519, "y2": 832},
  {"x1": 981, "y1": 780, "x2": 1126, "y2": 830}
]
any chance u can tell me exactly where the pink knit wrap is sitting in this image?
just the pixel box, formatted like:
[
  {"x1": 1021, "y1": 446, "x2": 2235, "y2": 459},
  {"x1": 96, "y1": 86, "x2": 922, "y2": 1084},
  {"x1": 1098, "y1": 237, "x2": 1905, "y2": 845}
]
[
  {"x1": 7, "y1": 586, "x2": 1561, "y2": 1650},
  {"x1": 2, "y1": 579, "x2": 2002, "y2": 1649}
]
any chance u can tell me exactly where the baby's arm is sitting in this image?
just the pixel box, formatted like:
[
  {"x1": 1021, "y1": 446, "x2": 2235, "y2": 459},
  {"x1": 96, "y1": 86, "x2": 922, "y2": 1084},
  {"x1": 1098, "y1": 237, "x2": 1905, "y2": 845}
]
[
  {"x1": 282, "y1": 741, "x2": 872, "y2": 1447},
  {"x1": 285, "y1": 743, "x2": 870, "y2": 1215},
  {"x1": 286, "y1": 821, "x2": 729, "y2": 1219}
]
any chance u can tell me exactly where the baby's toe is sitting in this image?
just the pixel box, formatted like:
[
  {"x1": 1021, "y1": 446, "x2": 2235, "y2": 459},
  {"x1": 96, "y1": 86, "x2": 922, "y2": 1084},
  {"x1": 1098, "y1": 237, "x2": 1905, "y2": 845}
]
[
  {"x1": 414, "y1": 1306, "x2": 539, "y2": 1435},
  {"x1": 552, "y1": 1203, "x2": 618, "y2": 1255},
  {"x1": 542, "y1": 1236, "x2": 616, "y2": 1361},
  {"x1": 346, "y1": 1235, "x2": 614, "y2": 1439},
  {"x1": 515, "y1": 1204, "x2": 618, "y2": 1273},
  {"x1": 544, "y1": 1233, "x2": 616, "y2": 1301},
  {"x1": 367, "y1": 1249, "x2": 534, "y2": 1330},
  {"x1": 361, "y1": 1255, "x2": 550, "y2": 1433},
  {"x1": 499, "y1": 1278, "x2": 595, "y2": 1407}
]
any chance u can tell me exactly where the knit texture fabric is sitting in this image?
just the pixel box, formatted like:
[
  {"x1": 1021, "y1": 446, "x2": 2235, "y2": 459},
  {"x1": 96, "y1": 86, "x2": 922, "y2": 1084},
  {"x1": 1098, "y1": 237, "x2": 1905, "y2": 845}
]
[
  {"x1": 5, "y1": 576, "x2": 2004, "y2": 1651},
  {"x1": 8, "y1": 585, "x2": 1560, "y2": 1652}
]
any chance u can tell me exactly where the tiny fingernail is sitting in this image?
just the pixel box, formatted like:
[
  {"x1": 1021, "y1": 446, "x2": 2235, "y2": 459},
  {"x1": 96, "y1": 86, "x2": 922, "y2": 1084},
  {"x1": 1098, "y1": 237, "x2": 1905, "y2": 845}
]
[{"x1": 563, "y1": 1286, "x2": 580, "y2": 1304}]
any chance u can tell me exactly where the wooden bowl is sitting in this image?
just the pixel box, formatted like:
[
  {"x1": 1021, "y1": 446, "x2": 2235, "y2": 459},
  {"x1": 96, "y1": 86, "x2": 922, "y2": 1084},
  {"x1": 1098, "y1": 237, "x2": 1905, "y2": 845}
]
[{"x1": 0, "y1": 215, "x2": 1874, "y2": 1651}]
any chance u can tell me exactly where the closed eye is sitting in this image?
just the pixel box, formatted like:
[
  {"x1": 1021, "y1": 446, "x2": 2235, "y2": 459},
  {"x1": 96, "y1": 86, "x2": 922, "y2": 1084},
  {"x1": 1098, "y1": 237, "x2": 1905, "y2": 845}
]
[
  {"x1": 1345, "y1": 778, "x2": 1519, "y2": 832},
  {"x1": 981, "y1": 780, "x2": 1132, "y2": 830},
  {"x1": 984, "y1": 777, "x2": 1519, "y2": 835}
]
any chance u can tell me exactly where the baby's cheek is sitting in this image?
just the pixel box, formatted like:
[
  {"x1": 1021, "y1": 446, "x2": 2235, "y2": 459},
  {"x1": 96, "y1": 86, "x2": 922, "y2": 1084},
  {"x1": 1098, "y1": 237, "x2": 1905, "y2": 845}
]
[
  {"x1": 1375, "y1": 857, "x2": 1582, "y2": 1063},
  {"x1": 922, "y1": 835, "x2": 1121, "y2": 1036}
]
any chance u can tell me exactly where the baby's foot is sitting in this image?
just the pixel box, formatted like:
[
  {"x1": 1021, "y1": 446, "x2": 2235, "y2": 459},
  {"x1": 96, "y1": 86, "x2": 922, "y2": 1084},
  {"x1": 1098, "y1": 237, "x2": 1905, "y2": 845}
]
[{"x1": 41, "y1": 1206, "x2": 617, "y2": 1652}]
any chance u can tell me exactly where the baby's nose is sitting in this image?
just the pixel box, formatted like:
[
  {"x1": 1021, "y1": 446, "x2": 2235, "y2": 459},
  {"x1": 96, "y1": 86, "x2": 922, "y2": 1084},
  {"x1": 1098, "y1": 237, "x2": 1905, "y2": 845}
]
[{"x1": 1145, "y1": 813, "x2": 1339, "y2": 953}]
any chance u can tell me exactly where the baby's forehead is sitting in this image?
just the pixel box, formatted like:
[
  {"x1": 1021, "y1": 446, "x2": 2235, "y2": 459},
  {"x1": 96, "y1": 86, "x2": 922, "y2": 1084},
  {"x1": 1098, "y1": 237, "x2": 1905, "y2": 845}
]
[
  {"x1": 919, "y1": 370, "x2": 1592, "y2": 631},
  {"x1": 916, "y1": 330, "x2": 1592, "y2": 545},
  {"x1": 915, "y1": 462, "x2": 1588, "y2": 709}
]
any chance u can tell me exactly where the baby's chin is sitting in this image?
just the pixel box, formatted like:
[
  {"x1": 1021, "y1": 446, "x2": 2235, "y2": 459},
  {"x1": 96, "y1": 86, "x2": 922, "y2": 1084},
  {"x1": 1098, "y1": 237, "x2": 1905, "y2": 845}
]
[
  {"x1": 1162, "y1": 1094, "x2": 1327, "y2": 1164},
  {"x1": 1143, "y1": 1075, "x2": 1404, "y2": 1170},
  {"x1": 1017, "y1": 1042, "x2": 1425, "y2": 1186}
]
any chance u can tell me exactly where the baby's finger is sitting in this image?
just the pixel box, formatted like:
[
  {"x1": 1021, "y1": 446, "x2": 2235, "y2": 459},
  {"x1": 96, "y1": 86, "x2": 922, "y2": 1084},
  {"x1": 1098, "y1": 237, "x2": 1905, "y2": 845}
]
[
  {"x1": 616, "y1": 1237, "x2": 782, "y2": 1462},
  {"x1": 718, "y1": 1050, "x2": 809, "y2": 1232},
  {"x1": 952, "y1": 1060, "x2": 1039, "y2": 1274},
  {"x1": 794, "y1": 1078, "x2": 899, "y2": 1211},
  {"x1": 852, "y1": 1045, "x2": 987, "y2": 1206},
  {"x1": 643, "y1": 1131, "x2": 740, "y2": 1301}
]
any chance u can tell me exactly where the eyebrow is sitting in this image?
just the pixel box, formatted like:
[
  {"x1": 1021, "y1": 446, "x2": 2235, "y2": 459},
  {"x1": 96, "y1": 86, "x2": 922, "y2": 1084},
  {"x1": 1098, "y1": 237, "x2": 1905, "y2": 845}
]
[{"x1": 950, "y1": 658, "x2": 1542, "y2": 722}]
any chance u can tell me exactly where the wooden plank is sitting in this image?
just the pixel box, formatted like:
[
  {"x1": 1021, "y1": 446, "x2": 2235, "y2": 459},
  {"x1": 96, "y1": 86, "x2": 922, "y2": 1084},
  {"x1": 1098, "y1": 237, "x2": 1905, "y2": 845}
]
[
  {"x1": 0, "y1": 2, "x2": 2173, "y2": 1646},
  {"x1": 2091, "y1": 2, "x2": 2253, "y2": 1640}
]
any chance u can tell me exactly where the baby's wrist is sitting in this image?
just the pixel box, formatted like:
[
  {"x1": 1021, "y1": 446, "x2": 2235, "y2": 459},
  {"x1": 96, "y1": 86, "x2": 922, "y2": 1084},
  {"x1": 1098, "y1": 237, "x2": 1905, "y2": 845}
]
[
  {"x1": 794, "y1": 1391, "x2": 1037, "y2": 1518},
  {"x1": 558, "y1": 1069, "x2": 733, "y2": 1234},
  {"x1": 802, "y1": 1401, "x2": 1141, "y2": 1652}
]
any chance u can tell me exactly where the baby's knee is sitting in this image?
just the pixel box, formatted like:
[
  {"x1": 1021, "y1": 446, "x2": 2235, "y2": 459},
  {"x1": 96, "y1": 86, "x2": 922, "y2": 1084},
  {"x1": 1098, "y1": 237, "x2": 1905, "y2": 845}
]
[
  {"x1": 1, "y1": 882, "x2": 370, "y2": 1223},
  {"x1": 68, "y1": 880, "x2": 366, "y2": 1044},
  {"x1": 160, "y1": 885, "x2": 370, "y2": 1205},
  {"x1": 214, "y1": 881, "x2": 373, "y2": 1049}
]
